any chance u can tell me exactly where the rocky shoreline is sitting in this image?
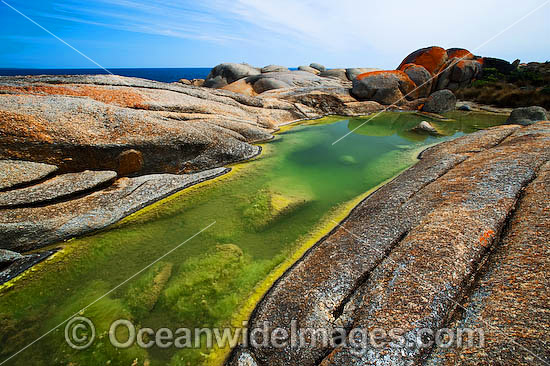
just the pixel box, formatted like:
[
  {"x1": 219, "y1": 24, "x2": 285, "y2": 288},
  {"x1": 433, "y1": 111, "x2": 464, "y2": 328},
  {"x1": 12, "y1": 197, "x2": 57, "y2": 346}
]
[
  {"x1": 228, "y1": 121, "x2": 550, "y2": 366},
  {"x1": 0, "y1": 46, "x2": 549, "y2": 363}
]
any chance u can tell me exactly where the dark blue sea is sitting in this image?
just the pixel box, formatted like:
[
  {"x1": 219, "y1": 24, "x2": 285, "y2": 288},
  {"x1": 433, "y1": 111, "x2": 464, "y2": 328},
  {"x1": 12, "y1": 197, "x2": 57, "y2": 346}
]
[{"x1": 0, "y1": 68, "x2": 211, "y2": 83}]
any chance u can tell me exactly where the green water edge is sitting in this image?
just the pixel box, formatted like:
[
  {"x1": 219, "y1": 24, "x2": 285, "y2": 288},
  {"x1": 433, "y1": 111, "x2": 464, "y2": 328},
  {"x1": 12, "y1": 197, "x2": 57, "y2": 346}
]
[{"x1": 0, "y1": 111, "x2": 507, "y2": 366}]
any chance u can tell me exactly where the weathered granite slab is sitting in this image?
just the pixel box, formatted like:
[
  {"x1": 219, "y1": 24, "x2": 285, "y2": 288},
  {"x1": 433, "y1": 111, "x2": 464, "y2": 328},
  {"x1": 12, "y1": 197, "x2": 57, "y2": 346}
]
[
  {"x1": 0, "y1": 160, "x2": 58, "y2": 190},
  {"x1": 0, "y1": 170, "x2": 117, "y2": 207},
  {"x1": 0, "y1": 167, "x2": 229, "y2": 252}
]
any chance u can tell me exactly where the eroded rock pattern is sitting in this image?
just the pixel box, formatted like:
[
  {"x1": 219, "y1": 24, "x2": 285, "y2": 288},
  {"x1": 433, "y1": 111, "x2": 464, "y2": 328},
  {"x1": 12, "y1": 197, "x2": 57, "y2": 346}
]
[
  {"x1": 0, "y1": 167, "x2": 228, "y2": 252},
  {"x1": 0, "y1": 170, "x2": 117, "y2": 208},
  {"x1": 0, "y1": 160, "x2": 58, "y2": 190}
]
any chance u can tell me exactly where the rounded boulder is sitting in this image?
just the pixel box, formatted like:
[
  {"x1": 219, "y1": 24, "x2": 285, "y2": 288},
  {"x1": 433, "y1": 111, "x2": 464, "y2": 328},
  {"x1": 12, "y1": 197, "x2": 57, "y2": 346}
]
[
  {"x1": 401, "y1": 64, "x2": 432, "y2": 98},
  {"x1": 398, "y1": 46, "x2": 449, "y2": 75},
  {"x1": 352, "y1": 70, "x2": 417, "y2": 105},
  {"x1": 422, "y1": 90, "x2": 457, "y2": 114},
  {"x1": 204, "y1": 63, "x2": 260, "y2": 88}
]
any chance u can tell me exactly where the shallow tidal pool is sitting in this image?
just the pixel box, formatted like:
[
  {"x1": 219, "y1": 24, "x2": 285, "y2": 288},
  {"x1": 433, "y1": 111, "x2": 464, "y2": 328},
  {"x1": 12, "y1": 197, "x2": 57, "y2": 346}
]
[{"x1": 0, "y1": 112, "x2": 507, "y2": 366}]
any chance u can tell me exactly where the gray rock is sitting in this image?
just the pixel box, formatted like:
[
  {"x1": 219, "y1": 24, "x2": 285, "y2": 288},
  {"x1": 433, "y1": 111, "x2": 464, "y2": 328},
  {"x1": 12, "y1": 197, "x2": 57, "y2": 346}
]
[
  {"x1": 319, "y1": 69, "x2": 348, "y2": 81},
  {"x1": 204, "y1": 63, "x2": 260, "y2": 88},
  {"x1": 507, "y1": 106, "x2": 549, "y2": 125},
  {"x1": 309, "y1": 63, "x2": 326, "y2": 72},
  {"x1": 457, "y1": 102, "x2": 472, "y2": 111},
  {"x1": 252, "y1": 78, "x2": 291, "y2": 94},
  {"x1": 0, "y1": 168, "x2": 230, "y2": 252},
  {"x1": 0, "y1": 249, "x2": 23, "y2": 265},
  {"x1": 247, "y1": 71, "x2": 342, "y2": 90},
  {"x1": 0, "y1": 75, "x2": 294, "y2": 174},
  {"x1": 0, "y1": 249, "x2": 57, "y2": 285},
  {"x1": 450, "y1": 59, "x2": 482, "y2": 89},
  {"x1": 261, "y1": 65, "x2": 289, "y2": 73},
  {"x1": 345, "y1": 68, "x2": 380, "y2": 81},
  {"x1": 0, "y1": 160, "x2": 58, "y2": 191},
  {"x1": 411, "y1": 121, "x2": 438, "y2": 134},
  {"x1": 402, "y1": 64, "x2": 432, "y2": 97},
  {"x1": 298, "y1": 65, "x2": 320, "y2": 75},
  {"x1": 351, "y1": 71, "x2": 416, "y2": 105},
  {"x1": 0, "y1": 170, "x2": 117, "y2": 208},
  {"x1": 422, "y1": 89, "x2": 457, "y2": 114}
]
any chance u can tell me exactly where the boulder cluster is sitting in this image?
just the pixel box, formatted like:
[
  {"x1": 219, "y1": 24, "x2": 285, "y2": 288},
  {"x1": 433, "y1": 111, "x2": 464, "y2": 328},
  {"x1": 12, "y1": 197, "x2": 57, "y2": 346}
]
[
  {"x1": 201, "y1": 62, "x2": 381, "y2": 96},
  {"x1": 352, "y1": 46, "x2": 483, "y2": 111},
  {"x1": 202, "y1": 47, "x2": 487, "y2": 114}
]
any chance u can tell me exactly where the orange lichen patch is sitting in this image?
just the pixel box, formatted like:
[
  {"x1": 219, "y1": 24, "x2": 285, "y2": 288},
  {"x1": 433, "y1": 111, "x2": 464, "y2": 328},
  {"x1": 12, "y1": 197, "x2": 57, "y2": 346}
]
[
  {"x1": 398, "y1": 46, "x2": 448, "y2": 75},
  {"x1": 0, "y1": 85, "x2": 148, "y2": 109},
  {"x1": 479, "y1": 229, "x2": 495, "y2": 246},
  {"x1": 0, "y1": 110, "x2": 53, "y2": 142},
  {"x1": 356, "y1": 70, "x2": 414, "y2": 84},
  {"x1": 446, "y1": 48, "x2": 474, "y2": 60}
]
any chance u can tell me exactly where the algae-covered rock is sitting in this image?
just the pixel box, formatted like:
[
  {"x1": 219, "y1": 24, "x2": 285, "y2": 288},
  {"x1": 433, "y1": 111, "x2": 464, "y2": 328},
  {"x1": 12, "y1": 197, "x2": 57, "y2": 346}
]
[{"x1": 242, "y1": 189, "x2": 308, "y2": 231}]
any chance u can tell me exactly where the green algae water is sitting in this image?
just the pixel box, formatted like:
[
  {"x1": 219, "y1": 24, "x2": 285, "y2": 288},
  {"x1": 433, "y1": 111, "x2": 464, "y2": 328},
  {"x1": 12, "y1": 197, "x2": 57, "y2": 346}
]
[{"x1": 0, "y1": 112, "x2": 506, "y2": 366}]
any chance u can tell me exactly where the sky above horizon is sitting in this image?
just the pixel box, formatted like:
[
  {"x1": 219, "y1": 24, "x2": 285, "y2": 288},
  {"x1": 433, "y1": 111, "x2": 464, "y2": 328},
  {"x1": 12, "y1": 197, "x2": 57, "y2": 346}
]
[{"x1": 1, "y1": 0, "x2": 549, "y2": 70}]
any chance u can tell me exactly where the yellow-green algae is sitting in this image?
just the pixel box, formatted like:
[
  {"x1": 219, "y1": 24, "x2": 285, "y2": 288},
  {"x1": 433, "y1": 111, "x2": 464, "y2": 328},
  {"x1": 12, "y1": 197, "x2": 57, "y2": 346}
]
[{"x1": 0, "y1": 112, "x2": 507, "y2": 366}]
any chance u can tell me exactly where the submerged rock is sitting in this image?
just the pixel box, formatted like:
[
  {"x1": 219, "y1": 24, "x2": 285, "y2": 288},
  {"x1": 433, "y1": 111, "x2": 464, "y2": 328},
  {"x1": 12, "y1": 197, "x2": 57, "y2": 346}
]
[
  {"x1": 506, "y1": 106, "x2": 549, "y2": 125},
  {"x1": 411, "y1": 120, "x2": 438, "y2": 134}
]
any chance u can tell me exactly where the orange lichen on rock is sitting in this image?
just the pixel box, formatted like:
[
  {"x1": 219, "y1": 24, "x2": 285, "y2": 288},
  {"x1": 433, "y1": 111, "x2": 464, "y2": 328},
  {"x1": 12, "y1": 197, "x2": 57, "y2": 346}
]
[
  {"x1": 0, "y1": 85, "x2": 148, "y2": 109},
  {"x1": 356, "y1": 70, "x2": 415, "y2": 85},
  {"x1": 221, "y1": 79, "x2": 257, "y2": 96},
  {"x1": 397, "y1": 46, "x2": 448, "y2": 75},
  {"x1": 446, "y1": 48, "x2": 474, "y2": 60},
  {"x1": 0, "y1": 110, "x2": 53, "y2": 143}
]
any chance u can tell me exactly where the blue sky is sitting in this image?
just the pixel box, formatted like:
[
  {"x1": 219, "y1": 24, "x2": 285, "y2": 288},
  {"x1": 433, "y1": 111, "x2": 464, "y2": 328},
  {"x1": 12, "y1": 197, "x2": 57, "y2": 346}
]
[{"x1": 1, "y1": 0, "x2": 549, "y2": 69}]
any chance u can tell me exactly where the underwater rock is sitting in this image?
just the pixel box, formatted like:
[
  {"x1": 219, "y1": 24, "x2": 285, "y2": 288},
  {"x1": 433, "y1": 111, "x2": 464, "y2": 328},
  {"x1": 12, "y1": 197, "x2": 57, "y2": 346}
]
[{"x1": 411, "y1": 121, "x2": 438, "y2": 134}]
